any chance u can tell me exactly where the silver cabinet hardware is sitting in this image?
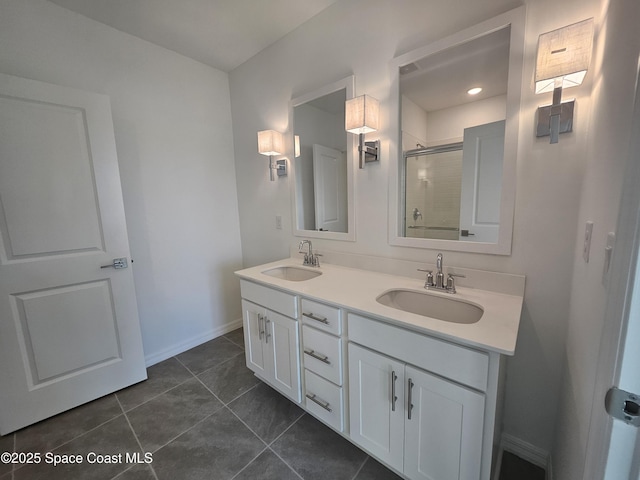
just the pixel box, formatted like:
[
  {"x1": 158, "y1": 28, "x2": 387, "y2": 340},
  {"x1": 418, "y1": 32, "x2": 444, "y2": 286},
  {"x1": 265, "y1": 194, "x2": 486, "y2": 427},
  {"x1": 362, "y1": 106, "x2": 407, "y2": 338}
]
[
  {"x1": 408, "y1": 378, "x2": 414, "y2": 420},
  {"x1": 306, "y1": 393, "x2": 332, "y2": 412},
  {"x1": 264, "y1": 318, "x2": 271, "y2": 344},
  {"x1": 391, "y1": 370, "x2": 398, "y2": 412},
  {"x1": 419, "y1": 253, "x2": 463, "y2": 293},
  {"x1": 302, "y1": 312, "x2": 329, "y2": 325},
  {"x1": 606, "y1": 387, "x2": 640, "y2": 427},
  {"x1": 100, "y1": 257, "x2": 128, "y2": 269},
  {"x1": 304, "y1": 349, "x2": 331, "y2": 364},
  {"x1": 258, "y1": 314, "x2": 265, "y2": 340},
  {"x1": 446, "y1": 273, "x2": 466, "y2": 294}
]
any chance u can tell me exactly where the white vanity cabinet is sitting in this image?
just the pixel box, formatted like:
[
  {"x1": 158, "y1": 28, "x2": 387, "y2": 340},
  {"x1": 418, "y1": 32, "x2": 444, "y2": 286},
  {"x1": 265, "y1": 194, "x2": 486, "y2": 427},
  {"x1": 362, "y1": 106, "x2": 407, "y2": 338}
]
[
  {"x1": 240, "y1": 281, "x2": 301, "y2": 403},
  {"x1": 348, "y1": 313, "x2": 493, "y2": 480},
  {"x1": 236, "y1": 261, "x2": 523, "y2": 480},
  {"x1": 300, "y1": 298, "x2": 346, "y2": 431}
]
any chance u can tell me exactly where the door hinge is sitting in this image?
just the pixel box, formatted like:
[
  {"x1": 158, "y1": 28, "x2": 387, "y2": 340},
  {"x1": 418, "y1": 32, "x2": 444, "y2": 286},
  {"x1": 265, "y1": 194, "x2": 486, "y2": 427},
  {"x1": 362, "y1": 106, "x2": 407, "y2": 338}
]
[{"x1": 605, "y1": 387, "x2": 640, "y2": 427}]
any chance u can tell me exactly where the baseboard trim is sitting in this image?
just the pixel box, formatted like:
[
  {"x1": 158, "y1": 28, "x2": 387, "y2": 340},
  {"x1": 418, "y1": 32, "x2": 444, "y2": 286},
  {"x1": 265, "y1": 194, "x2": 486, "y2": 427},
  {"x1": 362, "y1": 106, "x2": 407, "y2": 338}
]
[
  {"x1": 144, "y1": 317, "x2": 243, "y2": 367},
  {"x1": 500, "y1": 433, "x2": 549, "y2": 470}
]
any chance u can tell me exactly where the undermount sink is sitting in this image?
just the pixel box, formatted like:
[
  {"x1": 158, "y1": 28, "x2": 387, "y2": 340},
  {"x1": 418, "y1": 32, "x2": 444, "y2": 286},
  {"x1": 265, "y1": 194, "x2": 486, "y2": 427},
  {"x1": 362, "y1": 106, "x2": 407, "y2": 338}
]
[
  {"x1": 376, "y1": 289, "x2": 483, "y2": 324},
  {"x1": 261, "y1": 266, "x2": 322, "y2": 282}
]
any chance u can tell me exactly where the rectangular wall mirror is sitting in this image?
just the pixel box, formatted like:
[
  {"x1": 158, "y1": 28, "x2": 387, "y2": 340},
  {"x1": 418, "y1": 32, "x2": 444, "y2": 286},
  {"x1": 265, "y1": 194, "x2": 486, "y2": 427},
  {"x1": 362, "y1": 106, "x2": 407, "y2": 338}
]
[
  {"x1": 388, "y1": 7, "x2": 525, "y2": 255},
  {"x1": 290, "y1": 76, "x2": 356, "y2": 241}
]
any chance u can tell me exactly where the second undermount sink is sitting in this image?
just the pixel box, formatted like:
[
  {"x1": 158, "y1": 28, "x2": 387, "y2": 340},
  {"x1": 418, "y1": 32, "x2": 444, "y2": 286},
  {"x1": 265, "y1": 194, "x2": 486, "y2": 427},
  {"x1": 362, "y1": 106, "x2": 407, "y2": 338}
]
[
  {"x1": 376, "y1": 289, "x2": 483, "y2": 324},
  {"x1": 261, "y1": 266, "x2": 322, "y2": 282}
]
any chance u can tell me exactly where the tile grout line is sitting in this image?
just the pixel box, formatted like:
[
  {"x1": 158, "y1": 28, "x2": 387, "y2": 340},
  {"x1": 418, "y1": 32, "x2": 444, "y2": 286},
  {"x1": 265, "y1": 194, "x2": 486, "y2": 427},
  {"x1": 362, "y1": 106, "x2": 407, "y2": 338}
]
[
  {"x1": 264, "y1": 446, "x2": 306, "y2": 480},
  {"x1": 117, "y1": 374, "x2": 195, "y2": 414},
  {"x1": 227, "y1": 445, "x2": 270, "y2": 480},
  {"x1": 350, "y1": 456, "x2": 369, "y2": 480},
  {"x1": 113, "y1": 395, "x2": 160, "y2": 480},
  {"x1": 13, "y1": 396, "x2": 124, "y2": 463}
]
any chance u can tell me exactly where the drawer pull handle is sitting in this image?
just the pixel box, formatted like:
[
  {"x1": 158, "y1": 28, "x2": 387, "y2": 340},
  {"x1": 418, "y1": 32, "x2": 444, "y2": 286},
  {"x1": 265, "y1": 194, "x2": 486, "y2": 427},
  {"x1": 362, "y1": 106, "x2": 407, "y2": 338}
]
[
  {"x1": 303, "y1": 312, "x2": 329, "y2": 325},
  {"x1": 408, "y1": 378, "x2": 414, "y2": 420},
  {"x1": 258, "y1": 314, "x2": 265, "y2": 340},
  {"x1": 304, "y1": 349, "x2": 331, "y2": 365},
  {"x1": 264, "y1": 317, "x2": 271, "y2": 344},
  {"x1": 306, "y1": 393, "x2": 332, "y2": 412},
  {"x1": 391, "y1": 370, "x2": 398, "y2": 412}
]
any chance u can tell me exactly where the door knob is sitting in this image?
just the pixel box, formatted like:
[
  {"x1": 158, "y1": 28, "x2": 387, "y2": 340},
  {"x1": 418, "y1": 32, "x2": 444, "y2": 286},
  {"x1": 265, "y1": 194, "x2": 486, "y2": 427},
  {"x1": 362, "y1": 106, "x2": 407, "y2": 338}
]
[{"x1": 100, "y1": 258, "x2": 128, "y2": 269}]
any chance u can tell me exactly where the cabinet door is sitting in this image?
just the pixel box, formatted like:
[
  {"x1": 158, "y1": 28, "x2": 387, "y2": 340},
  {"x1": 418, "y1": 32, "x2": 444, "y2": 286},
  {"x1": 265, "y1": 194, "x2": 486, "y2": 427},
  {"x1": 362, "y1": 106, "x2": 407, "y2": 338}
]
[
  {"x1": 242, "y1": 300, "x2": 267, "y2": 377},
  {"x1": 265, "y1": 309, "x2": 301, "y2": 402},
  {"x1": 404, "y1": 365, "x2": 485, "y2": 480},
  {"x1": 348, "y1": 343, "x2": 405, "y2": 472}
]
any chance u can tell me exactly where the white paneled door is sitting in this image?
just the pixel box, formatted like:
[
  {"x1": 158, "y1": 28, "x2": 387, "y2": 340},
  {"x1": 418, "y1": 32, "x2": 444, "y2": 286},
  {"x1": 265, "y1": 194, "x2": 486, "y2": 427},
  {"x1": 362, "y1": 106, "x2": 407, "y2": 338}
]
[
  {"x1": 0, "y1": 74, "x2": 146, "y2": 435},
  {"x1": 313, "y1": 144, "x2": 347, "y2": 233}
]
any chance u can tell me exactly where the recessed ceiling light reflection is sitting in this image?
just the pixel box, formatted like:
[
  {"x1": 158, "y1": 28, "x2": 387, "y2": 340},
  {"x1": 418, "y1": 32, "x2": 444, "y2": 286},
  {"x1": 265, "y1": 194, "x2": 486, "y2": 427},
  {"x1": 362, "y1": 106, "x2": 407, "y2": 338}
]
[{"x1": 467, "y1": 87, "x2": 483, "y2": 95}]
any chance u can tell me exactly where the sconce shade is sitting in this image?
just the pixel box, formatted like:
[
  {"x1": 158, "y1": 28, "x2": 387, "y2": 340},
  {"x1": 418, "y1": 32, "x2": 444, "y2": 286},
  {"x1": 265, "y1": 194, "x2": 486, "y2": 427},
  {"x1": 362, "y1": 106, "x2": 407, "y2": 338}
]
[
  {"x1": 294, "y1": 135, "x2": 301, "y2": 158},
  {"x1": 257, "y1": 130, "x2": 284, "y2": 156},
  {"x1": 535, "y1": 18, "x2": 594, "y2": 94},
  {"x1": 345, "y1": 95, "x2": 379, "y2": 134}
]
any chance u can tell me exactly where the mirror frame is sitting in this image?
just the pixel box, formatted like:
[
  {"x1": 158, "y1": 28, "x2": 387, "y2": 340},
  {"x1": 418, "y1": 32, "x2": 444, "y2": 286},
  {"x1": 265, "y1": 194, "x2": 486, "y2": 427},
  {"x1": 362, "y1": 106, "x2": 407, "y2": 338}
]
[
  {"x1": 388, "y1": 7, "x2": 525, "y2": 255},
  {"x1": 290, "y1": 75, "x2": 356, "y2": 242}
]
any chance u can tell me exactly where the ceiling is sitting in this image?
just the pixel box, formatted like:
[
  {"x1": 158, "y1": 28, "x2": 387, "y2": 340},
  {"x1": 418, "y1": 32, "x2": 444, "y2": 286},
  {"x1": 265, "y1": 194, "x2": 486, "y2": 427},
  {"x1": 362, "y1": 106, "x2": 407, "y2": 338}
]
[
  {"x1": 400, "y1": 26, "x2": 511, "y2": 112},
  {"x1": 47, "y1": 0, "x2": 340, "y2": 72}
]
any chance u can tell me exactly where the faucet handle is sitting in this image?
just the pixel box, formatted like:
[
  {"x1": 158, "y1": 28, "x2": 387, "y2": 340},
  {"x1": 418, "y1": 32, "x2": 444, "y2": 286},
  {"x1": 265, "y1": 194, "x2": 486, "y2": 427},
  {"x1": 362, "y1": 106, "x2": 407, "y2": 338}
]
[
  {"x1": 446, "y1": 273, "x2": 465, "y2": 293},
  {"x1": 418, "y1": 269, "x2": 434, "y2": 288}
]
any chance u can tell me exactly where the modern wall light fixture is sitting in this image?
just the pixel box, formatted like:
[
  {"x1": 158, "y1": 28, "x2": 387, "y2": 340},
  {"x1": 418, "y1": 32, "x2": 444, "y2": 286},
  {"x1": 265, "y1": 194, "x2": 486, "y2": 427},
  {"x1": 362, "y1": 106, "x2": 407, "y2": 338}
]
[
  {"x1": 534, "y1": 18, "x2": 594, "y2": 143},
  {"x1": 345, "y1": 94, "x2": 380, "y2": 169},
  {"x1": 294, "y1": 135, "x2": 301, "y2": 158},
  {"x1": 257, "y1": 129, "x2": 287, "y2": 181}
]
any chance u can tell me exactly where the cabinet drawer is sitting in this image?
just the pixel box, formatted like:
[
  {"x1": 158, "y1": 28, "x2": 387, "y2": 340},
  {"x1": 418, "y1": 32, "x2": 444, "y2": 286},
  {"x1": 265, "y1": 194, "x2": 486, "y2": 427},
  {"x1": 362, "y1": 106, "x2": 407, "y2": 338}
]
[
  {"x1": 304, "y1": 370, "x2": 344, "y2": 432},
  {"x1": 348, "y1": 313, "x2": 489, "y2": 391},
  {"x1": 240, "y1": 280, "x2": 297, "y2": 318},
  {"x1": 302, "y1": 325, "x2": 342, "y2": 386},
  {"x1": 301, "y1": 298, "x2": 341, "y2": 335}
]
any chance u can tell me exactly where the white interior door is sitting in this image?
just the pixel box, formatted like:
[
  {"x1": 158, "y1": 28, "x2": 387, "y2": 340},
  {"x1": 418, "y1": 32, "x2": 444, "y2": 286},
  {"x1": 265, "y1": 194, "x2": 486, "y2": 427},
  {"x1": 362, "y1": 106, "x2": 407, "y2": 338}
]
[
  {"x1": 0, "y1": 74, "x2": 146, "y2": 435},
  {"x1": 313, "y1": 144, "x2": 347, "y2": 233},
  {"x1": 584, "y1": 55, "x2": 640, "y2": 479},
  {"x1": 459, "y1": 120, "x2": 505, "y2": 243}
]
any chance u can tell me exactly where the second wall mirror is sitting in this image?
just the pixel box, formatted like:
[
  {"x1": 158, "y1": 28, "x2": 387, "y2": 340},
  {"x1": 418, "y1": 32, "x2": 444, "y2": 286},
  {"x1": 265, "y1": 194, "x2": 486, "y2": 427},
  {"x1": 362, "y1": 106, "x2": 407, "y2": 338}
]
[
  {"x1": 290, "y1": 76, "x2": 356, "y2": 241},
  {"x1": 388, "y1": 7, "x2": 525, "y2": 255}
]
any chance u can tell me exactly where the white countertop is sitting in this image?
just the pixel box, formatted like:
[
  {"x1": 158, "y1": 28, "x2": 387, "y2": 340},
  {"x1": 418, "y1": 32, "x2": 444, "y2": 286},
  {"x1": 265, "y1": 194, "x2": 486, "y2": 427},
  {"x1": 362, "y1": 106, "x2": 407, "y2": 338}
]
[{"x1": 235, "y1": 258, "x2": 523, "y2": 356}]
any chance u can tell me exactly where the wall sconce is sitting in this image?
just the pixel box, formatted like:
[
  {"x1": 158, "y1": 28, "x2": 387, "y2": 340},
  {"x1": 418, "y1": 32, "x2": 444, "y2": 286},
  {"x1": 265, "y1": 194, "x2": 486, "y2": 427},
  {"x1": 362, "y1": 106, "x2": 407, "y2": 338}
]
[
  {"x1": 294, "y1": 135, "x2": 301, "y2": 158},
  {"x1": 257, "y1": 129, "x2": 287, "y2": 181},
  {"x1": 345, "y1": 94, "x2": 380, "y2": 169},
  {"x1": 534, "y1": 18, "x2": 594, "y2": 144}
]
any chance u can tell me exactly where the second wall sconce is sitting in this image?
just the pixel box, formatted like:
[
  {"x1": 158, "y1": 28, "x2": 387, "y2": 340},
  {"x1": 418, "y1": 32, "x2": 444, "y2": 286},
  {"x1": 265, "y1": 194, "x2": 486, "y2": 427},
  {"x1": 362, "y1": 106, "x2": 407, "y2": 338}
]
[
  {"x1": 534, "y1": 18, "x2": 594, "y2": 144},
  {"x1": 345, "y1": 94, "x2": 380, "y2": 169},
  {"x1": 257, "y1": 129, "x2": 287, "y2": 181}
]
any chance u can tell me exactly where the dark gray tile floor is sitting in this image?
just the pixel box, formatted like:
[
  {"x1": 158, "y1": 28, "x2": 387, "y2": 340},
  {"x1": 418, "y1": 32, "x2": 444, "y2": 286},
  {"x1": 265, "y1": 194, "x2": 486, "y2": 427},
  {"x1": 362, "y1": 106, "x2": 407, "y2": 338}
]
[
  {"x1": 0, "y1": 328, "x2": 545, "y2": 480},
  {"x1": 0, "y1": 329, "x2": 400, "y2": 480}
]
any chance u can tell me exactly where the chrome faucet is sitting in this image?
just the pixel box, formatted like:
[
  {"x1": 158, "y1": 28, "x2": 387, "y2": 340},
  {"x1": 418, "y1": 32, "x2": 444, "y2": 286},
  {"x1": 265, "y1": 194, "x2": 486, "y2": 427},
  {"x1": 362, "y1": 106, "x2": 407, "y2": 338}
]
[
  {"x1": 299, "y1": 240, "x2": 321, "y2": 267},
  {"x1": 417, "y1": 252, "x2": 465, "y2": 293}
]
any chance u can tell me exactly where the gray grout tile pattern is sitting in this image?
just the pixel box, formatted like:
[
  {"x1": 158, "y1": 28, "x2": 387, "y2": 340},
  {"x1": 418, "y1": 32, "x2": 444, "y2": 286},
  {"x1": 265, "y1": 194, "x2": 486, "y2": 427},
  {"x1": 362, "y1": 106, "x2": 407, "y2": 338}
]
[{"x1": 0, "y1": 328, "x2": 544, "y2": 480}]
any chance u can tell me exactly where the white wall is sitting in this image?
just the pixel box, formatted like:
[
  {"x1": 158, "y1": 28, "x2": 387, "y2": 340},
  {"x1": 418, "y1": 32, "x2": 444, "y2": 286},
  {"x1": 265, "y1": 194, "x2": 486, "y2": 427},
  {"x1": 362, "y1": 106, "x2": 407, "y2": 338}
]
[
  {"x1": 0, "y1": 0, "x2": 244, "y2": 364},
  {"x1": 229, "y1": 0, "x2": 604, "y2": 456},
  {"x1": 552, "y1": 0, "x2": 640, "y2": 476},
  {"x1": 425, "y1": 95, "x2": 506, "y2": 145}
]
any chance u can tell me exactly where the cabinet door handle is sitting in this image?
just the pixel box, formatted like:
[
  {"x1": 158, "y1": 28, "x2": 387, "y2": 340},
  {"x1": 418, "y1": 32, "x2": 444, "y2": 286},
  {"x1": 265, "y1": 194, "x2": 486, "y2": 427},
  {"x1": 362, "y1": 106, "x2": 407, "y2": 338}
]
[
  {"x1": 304, "y1": 349, "x2": 331, "y2": 364},
  {"x1": 264, "y1": 317, "x2": 271, "y2": 344},
  {"x1": 407, "y1": 378, "x2": 414, "y2": 420},
  {"x1": 302, "y1": 312, "x2": 329, "y2": 325},
  {"x1": 306, "y1": 392, "x2": 332, "y2": 412},
  {"x1": 258, "y1": 314, "x2": 265, "y2": 340},
  {"x1": 391, "y1": 370, "x2": 398, "y2": 412}
]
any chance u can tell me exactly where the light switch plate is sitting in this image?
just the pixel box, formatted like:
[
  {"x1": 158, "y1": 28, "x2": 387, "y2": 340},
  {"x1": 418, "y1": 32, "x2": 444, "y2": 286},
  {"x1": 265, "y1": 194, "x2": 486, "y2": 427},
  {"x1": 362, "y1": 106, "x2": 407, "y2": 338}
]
[{"x1": 583, "y1": 221, "x2": 594, "y2": 263}]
